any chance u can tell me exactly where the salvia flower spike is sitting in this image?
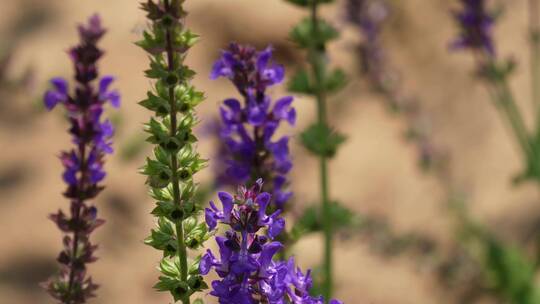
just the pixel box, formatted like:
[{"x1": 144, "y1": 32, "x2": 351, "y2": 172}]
[
  {"x1": 42, "y1": 14, "x2": 120, "y2": 304},
  {"x1": 346, "y1": 0, "x2": 444, "y2": 170},
  {"x1": 451, "y1": 0, "x2": 496, "y2": 57},
  {"x1": 137, "y1": 0, "x2": 209, "y2": 303},
  {"x1": 451, "y1": 0, "x2": 540, "y2": 181},
  {"x1": 200, "y1": 180, "x2": 343, "y2": 304},
  {"x1": 211, "y1": 43, "x2": 295, "y2": 211}
]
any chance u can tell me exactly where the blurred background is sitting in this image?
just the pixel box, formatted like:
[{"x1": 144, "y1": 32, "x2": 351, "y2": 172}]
[{"x1": 1, "y1": 0, "x2": 538, "y2": 303}]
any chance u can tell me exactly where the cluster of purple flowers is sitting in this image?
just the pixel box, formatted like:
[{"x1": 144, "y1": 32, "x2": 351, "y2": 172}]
[
  {"x1": 346, "y1": 0, "x2": 394, "y2": 97},
  {"x1": 451, "y1": 0, "x2": 496, "y2": 57},
  {"x1": 211, "y1": 43, "x2": 295, "y2": 210},
  {"x1": 346, "y1": 0, "x2": 442, "y2": 170},
  {"x1": 43, "y1": 14, "x2": 119, "y2": 303},
  {"x1": 200, "y1": 180, "x2": 342, "y2": 304},
  {"x1": 346, "y1": 0, "x2": 388, "y2": 51}
]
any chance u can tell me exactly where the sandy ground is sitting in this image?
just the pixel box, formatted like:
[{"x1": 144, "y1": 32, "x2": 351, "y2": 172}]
[{"x1": 0, "y1": 0, "x2": 538, "y2": 303}]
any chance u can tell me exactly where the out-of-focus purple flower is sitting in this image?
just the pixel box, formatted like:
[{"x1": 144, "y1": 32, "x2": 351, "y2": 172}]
[
  {"x1": 44, "y1": 77, "x2": 69, "y2": 110},
  {"x1": 200, "y1": 181, "x2": 342, "y2": 304},
  {"x1": 451, "y1": 0, "x2": 496, "y2": 57},
  {"x1": 346, "y1": 0, "x2": 391, "y2": 94},
  {"x1": 346, "y1": 0, "x2": 443, "y2": 170},
  {"x1": 212, "y1": 43, "x2": 295, "y2": 210},
  {"x1": 42, "y1": 14, "x2": 119, "y2": 304}
]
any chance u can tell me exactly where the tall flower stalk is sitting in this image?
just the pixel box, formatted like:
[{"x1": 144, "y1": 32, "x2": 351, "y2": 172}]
[
  {"x1": 210, "y1": 43, "x2": 295, "y2": 212},
  {"x1": 42, "y1": 15, "x2": 120, "y2": 304},
  {"x1": 137, "y1": 1, "x2": 209, "y2": 303},
  {"x1": 451, "y1": 0, "x2": 540, "y2": 182},
  {"x1": 285, "y1": 0, "x2": 347, "y2": 300},
  {"x1": 346, "y1": 0, "x2": 445, "y2": 171},
  {"x1": 200, "y1": 180, "x2": 342, "y2": 304}
]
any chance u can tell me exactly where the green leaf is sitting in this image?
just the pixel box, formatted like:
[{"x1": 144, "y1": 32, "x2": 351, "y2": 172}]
[
  {"x1": 478, "y1": 58, "x2": 516, "y2": 83},
  {"x1": 291, "y1": 201, "x2": 358, "y2": 240},
  {"x1": 151, "y1": 200, "x2": 176, "y2": 218},
  {"x1": 459, "y1": 217, "x2": 540, "y2": 304},
  {"x1": 139, "y1": 91, "x2": 170, "y2": 116},
  {"x1": 288, "y1": 69, "x2": 314, "y2": 95},
  {"x1": 159, "y1": 257, "x2": 180, "y2": 277},
  {"x1": 290, "y1": 17, "x2": 339, "y2": 49},
  {"x1": 145, "y1": 55, "x2": 168, "y2": 79},
  {"x1": 324, "y1": 68, "x2": 347, "y2": 93},
  {"x1": 182, "y1": 30, "x2": 200, "y2": 48},
  {"x1": 185, "y1": 222, "x2": 210, "y2": 249},
  {"x1": 300, "y1": 123, "x2": 346, "y2": 157}
]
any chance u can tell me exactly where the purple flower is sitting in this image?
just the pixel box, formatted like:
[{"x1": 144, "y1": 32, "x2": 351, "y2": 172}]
[
  {"x1": 201, "y1": 181, "x2": 343, "y2": 304},
  {"x1": 451, "y1": 0, "x2": 496, "y2": 57},
  {"x1": 212, "y1": 43, "x2": 294, "y2": 210},
  {"x1": 99, "y1": 75, "x2": 121, "y2": 108},
  {"x1": 44, "y1": 77, "x2": 69, "y2": 110},
  {"x1": 42, "y1": 14, "x2": 119, "y2": 304}
]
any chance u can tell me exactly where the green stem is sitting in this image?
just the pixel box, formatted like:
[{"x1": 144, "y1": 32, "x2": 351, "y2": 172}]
[
  {"x1": 164, "y1": 0, "x2": 189, "y2": 302},
  {"x1": 308, "y1": 1, "x2": 333, "y2": 301},
  {"x1": 530, "y1": 0, "x2": 540, "y2": 131},
  {"x1": 495, "y1": 81, "x2": 533, "y2": 161}
]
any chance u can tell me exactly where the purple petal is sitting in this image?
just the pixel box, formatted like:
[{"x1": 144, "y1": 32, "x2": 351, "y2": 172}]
[
  {"x1": 269, "y1": 137, "x2": 289, "y2": 161},
  {"x1": 62, "y1": 169, "x2": 78, "y2": 185},
  {"x1": 51, "y1": 77, "x2": 68, "y2": 95},
  {"x1": 200, "y1": 250, "x2": 217, "y2": 275},
  {"x1": 106, "y1": 91, "x2": 121, "y2": 108},
  {"x1": 99, "y1": 75, "x2": 115, "y2": 94},
  {"x1": 257, "y1": 46, "x2": 273, "y2": 70},
  {"x1": 44, "y1": 91, "x2": 62, "y2": 110},
  {"x1": 268, "y1": 217, "x2": 285, "y2": 239},
  {"x1": 259, "y1": 241, "x2": 282, "y2": 268},
  {"x1": 218, "y1": 191, "x2": 234, "y2": 221},
  {"x1": 273, "y1": 96, "x2": 293, "y2": 116},
  {"x1": 205, "y1": 207, "x2": 218, "y2": 230},
  {"x1": 247, "y1": 105, "x2": 266, "y2": 126},
  {"x1": 224, "y1": 98, "x2": 241, "y2": 112},
  {"x1": 210, "y1": 59, "x2": 231, "y2": 80}
]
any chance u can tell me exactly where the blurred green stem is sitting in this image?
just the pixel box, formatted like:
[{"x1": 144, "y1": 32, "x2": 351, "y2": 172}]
[
  {"x1": 530, "y1": 0, "x2": 540, "y2": 132},
  {"x1": 495, "y1": 81, "x2": 533, "y2": 161},
  {"x1": 308, "y1": 1, "x2": 333, "y2": 301}
]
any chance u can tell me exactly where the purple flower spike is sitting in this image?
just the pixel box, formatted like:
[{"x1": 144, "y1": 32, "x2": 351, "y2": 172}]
[
  {"x1": 451, "y1": 0, "x2": 496, "y2": 57},
  {"x1": 212, "y1": 43, "x2": 294, "y2": 211},
  {"x1": 201, "y1": 181, "x2": 342, "y2": 304},
  {"x1": 42, "y1": 14, "x2": 119, "y2": 304}
]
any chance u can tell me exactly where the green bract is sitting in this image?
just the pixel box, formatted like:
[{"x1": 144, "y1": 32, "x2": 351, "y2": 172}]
[
  {"x1": 300, "y1": 123, "x2": 346, "y2": 158},
  {"x1": 290, "y1": 18, "x2": 339, "y2": 49},
  {"x1": 137, "y1": 1, "x2": 208, "y2": 303}
]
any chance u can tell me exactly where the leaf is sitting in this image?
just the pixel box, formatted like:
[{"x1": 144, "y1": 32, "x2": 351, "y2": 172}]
[
  {"x1": 300, "y1": 123, "x2": 346, "y2": 157},
  {"x1": 139, "y1": 91, "x2": 170, "y2": 116},
  {"x1": 288, "y1": 69, "x2": 314, "y2": 95},
  {"x1": 290, "y1": 18, "x2": 339, "y2": 49},
  {"x1": 291, "y1": 201, "x2": 358, "y2": 240},
  {"x1": 324, "y1": 68, "x2": 347, "y2": 93},
  {"x1": 160, "y1": 257, "x2": 180, "y2": 277},
  {"x1": 459, "y1": 216, "x2": 540, "y2": 304},
  {"x1": 478, "y1": 58, "x2": 516, "y2": 83}
]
